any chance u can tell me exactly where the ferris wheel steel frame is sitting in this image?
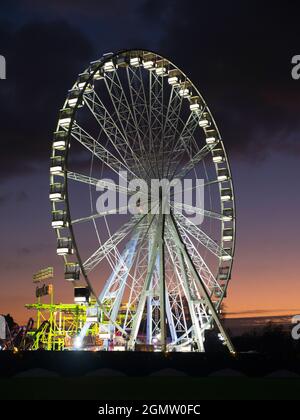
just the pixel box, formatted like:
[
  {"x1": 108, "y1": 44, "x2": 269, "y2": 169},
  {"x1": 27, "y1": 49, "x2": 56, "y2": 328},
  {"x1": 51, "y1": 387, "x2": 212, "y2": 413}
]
[{"x1": 50, "y1": 49, "x2": 236, "y2": 353}]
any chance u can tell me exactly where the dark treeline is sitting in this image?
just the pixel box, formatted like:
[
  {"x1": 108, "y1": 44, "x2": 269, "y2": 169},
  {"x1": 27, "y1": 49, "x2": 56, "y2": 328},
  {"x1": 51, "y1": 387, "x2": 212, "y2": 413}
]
[{"x1": 232, "y1": 322, "x2": 300, "y2": 355}]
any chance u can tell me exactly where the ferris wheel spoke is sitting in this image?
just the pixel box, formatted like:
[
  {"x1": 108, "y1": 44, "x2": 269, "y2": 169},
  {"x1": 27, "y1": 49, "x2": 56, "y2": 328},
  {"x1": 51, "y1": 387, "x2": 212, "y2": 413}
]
[
  {"x1": 71, "y1": 205, "x2": 129, "y2": 225},
  {"x1": 104, "y1": 70, "x2": 138, "y2": 139},
  {"x1": 137, "y1": 71, "x2": 158, "y2": 179},
  {"x1": 166, "y1": 113, "x2": 201, "y2": 179},
  {"x1": 173, "y1": 212, "x2": 230, "y2": 259},
  {"x1": 103, "y1": 71, "x2": 153, "y2": 180},
  {"x1": 83, "y1": 215, "x2": 145, "y2": 273},
  {"x1": 69, "y1": 122, "x2": 138, "y2": 178},
  {"x1": 173, "y1": 92, "x2": 202, "y2": 155},
  {"x1": 149, "y1": 70, "x2": 164, "y2": 178},
  {"x1": 159, "y1": 85, "x2": 186, "y2": 177},
  {"x1": 163, "y1": 87, "x2": 184, "y2": 144},
  {"x1": 83, "y1": 90, "x2": 148, "y2": 179},
  {"x1": 156, "y1": 84, "x2": 175, "y2": 177},
  {"x1": 126, "y1": 67, "x2": 147, "y2": 146},
  {"x1": 136, "y1": 66, "x2": 152, "y2": 138},
  {"x1": 171, "y1": 201, "x2": 225, "y2": 221},
  {"x1": 170, "y1": 179, "x2": 220, "y2": 206},
  {"x1": 83, "y1": 90, "x2": 134, "y2": 167},
  {"x1": 174, "y1": 144, "x2": 214, "y2": 180},
  {"x1": 125, "y1": 66, "x2": 158, "y2": 179},
  {"x1": 136, "y1": 65, "x2": 162, "y2": 178},
  {"x1": 126, "y1": 66, "x2": 150, "y2": 135},
  {"x1": 167, "y1": 220, "x2": 221, "y2": 292},
  {"x1": 171, "y1": 137, "x2": 215, "y2": 181},
  {"x1": 123, "y1": 66, "x2": 150, "y2": 147},
  {"x1": 67, "y1": 170, "x2": 147, "y2": 197}
]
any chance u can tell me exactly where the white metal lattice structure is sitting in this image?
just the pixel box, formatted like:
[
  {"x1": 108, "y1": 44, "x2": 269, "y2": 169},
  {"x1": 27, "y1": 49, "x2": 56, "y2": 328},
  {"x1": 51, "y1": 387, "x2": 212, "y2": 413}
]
[{"x1": 50, "y1": 50, "x2": 236, "y2": 353}]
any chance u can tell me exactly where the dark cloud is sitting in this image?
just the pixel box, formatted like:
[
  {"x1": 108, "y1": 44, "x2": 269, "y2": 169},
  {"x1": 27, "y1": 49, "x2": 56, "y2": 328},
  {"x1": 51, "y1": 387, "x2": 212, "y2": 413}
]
[
  {"x1": 0, "y1": 20, "x2": 93, "y2": 179},
  {"x1": 22, "y1": 0, "x2": 139, "y2": 18},
  {"x1": 1, "y1": 0, "x2": 300, "y2": 184},
  {"x1": 139, "y1": 0, "x2": 300, "y2": 159}
]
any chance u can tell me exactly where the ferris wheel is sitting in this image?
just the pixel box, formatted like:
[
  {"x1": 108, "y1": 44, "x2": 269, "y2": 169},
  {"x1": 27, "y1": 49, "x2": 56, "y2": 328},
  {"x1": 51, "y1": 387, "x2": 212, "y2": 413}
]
[{"x1": 49, "y1": 49, "x2": 236, "y2": 353}]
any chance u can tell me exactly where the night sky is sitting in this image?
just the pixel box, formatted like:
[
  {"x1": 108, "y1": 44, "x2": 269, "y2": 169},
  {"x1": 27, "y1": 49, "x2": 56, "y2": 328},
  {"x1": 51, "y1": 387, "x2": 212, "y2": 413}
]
[{"x1": 1, "y1": 0, "x2": 300, "y2": 323}]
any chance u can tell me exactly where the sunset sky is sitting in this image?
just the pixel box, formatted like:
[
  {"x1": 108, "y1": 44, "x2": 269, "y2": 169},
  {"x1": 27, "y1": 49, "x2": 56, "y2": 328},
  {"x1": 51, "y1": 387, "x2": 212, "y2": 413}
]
[{"x1": 1, "y1": 1, "x2": 300, "y2": 324}]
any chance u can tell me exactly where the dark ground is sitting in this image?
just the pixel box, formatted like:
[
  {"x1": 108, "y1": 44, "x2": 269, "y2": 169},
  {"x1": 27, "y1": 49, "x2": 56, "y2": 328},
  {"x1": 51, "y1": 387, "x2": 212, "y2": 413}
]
[
  {"x1": 1, "y1": 377, "x2": 300, "y2": 400},
  {"x1": 1, "y1": 351, "x2": 300, "y2": 400}
]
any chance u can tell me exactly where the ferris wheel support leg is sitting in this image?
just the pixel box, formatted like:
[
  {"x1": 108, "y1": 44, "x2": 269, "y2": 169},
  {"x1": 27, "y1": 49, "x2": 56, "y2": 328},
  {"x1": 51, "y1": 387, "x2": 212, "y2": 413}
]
[
  {"x1": 98, "y1": 232, "x2": 139, "y2": 308},
  {"x1": 158, "y1": 218, "x2": 167, "y2": 352},
  {"x1": 109, "y1": 237, "x2": 139, "y2": 324},
  {"x1": 78, "y1": 234, "x2": 139, "y2": 345},
  {"x1": 146, "y1": 290, "x2": 153, "y2": 345},
  {"x1": 98, "y1": 260, "x2": 127, "y2": 304},
  {"x1": 78, "y1": 258, "x2": 129, "y2": 341},
  {"x1": 146, "y1": 237, "x2": 154, "y2": 345},
  {"x1": 128, "y1": 216, "x2": 165, "y2": 350},
  {"x1": 168, "y1": 214, "x2": 236, "y2": 355},
  {"x1": 96, "y1": 252, "x2": 129, "y2": 309},
  {"x1": 165, "y1": 289, "x2": 178, "y2": 344},
  {"x1": 154, "y1": 255, "x2": 178, "y2": 346},
  {"x1": 78, "y1": 321, "x2": 93, "y2": 341},
  {"x1": 127, "y1": 247, "x2": 159, "y2": 349},
  {"x1": 175, "y1": 242, "x2": 205, "y2": 352}
]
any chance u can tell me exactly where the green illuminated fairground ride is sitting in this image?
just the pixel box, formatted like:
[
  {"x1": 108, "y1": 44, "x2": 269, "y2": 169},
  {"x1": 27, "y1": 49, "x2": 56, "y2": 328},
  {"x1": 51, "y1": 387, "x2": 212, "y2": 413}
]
[
  {"x1": 25, "y1": 303, "x2": 87, "y2": 350},
  {"x1": 45, "y1": 49, "x2": 236, "y2": 353}
]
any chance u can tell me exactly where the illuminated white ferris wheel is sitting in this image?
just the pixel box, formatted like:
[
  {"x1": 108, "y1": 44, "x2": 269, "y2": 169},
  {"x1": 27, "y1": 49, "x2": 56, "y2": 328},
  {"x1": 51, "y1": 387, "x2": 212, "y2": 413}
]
[{"x1": 50, "y1": 50, "x2": 236, "y2": 353}]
